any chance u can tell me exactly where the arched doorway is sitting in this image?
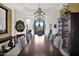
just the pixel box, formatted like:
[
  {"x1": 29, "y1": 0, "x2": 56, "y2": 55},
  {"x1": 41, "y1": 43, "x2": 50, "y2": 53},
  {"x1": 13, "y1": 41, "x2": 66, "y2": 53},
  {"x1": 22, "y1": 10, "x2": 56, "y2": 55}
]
[{"x1": 34, "y1": 18, "x2": 45, "y2": 36}]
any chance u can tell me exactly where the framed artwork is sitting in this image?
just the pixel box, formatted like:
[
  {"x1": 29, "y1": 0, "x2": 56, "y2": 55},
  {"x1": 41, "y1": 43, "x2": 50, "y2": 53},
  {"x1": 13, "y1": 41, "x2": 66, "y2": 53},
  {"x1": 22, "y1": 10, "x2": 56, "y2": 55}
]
[{"x1": 0, "y1": 6, "x2": 8, "y2": 34}]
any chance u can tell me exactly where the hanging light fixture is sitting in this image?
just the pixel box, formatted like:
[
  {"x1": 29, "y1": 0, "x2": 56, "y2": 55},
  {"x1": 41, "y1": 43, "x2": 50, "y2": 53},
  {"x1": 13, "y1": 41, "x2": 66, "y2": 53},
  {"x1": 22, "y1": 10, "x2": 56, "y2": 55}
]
[
  {"x1": 34, "y1": 8, "x2": 45, "y2": 15},
  {"x1": 34, "y1": 3, "x2": 45, "y2": 18}
]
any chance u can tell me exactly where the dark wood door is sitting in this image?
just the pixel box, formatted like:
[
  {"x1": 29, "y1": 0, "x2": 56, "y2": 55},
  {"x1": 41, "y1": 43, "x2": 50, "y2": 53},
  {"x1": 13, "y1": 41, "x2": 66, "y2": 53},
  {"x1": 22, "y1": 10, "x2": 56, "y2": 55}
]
[{"x1": 71, "y1": 13, "x2": 79, "y2": 55}]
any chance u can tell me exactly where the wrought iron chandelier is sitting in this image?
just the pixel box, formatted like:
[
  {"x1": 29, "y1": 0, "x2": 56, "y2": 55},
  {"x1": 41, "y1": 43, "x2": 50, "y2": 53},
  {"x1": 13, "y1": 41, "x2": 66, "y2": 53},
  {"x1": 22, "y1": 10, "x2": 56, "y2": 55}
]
[{"x1": 34, "y1": 3, "x2": 45, "y2": 18}]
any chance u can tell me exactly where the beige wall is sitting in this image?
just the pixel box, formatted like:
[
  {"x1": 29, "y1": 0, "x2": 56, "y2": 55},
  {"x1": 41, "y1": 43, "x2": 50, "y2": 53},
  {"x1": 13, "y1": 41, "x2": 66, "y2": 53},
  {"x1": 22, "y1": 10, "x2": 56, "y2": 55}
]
[
  {"x1": 14, "y1": 9, "x2": 27, "y2": 35},
  {"x1": 0, "y1": 3, "x2": 64, "y2": 37},
  {"x1": 0, "y1": 3, "x2": 12, "y2": 39},
  {"x1": 3, "y1": 3, "x2": 30, "y2": 36}
]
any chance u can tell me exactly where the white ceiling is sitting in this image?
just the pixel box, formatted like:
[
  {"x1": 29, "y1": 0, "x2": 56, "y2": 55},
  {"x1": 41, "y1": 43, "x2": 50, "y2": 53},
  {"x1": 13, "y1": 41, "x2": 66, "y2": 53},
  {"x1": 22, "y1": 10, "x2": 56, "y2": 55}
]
[{"x1": 4, "y1": 3, "x2": 64, "y2": 18}]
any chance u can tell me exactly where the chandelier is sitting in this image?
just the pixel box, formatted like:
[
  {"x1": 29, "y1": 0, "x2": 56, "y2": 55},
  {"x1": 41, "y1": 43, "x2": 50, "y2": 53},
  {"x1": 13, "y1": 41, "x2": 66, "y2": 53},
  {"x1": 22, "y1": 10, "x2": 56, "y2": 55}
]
[{"x1": 34, "y1": 4, "x2": 45, "y2": 19}]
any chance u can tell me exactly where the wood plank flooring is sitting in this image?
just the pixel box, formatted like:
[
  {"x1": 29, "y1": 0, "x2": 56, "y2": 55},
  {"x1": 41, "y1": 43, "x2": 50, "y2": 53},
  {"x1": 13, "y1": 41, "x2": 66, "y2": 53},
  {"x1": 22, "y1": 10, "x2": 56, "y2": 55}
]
[{"x1": 18, "y1": 35, "x2": 62, "y2": 56}]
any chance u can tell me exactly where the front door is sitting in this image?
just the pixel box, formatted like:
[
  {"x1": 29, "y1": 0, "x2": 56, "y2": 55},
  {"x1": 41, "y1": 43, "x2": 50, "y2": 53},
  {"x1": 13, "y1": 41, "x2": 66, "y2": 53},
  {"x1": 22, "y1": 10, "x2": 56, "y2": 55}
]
[{"x1": 34, "y1": 19, "x2": 45, "y2": 36}]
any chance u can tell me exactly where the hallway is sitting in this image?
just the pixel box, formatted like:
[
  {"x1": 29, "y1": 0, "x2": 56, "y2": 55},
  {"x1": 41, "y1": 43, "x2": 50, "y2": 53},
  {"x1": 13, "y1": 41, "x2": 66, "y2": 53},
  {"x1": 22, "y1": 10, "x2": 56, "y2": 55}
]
[
  {"x1": 18, "y1": 35, "x2": 62, "y2": 56},
  {"x1": 1, "y1": 3, "x2": 79, "y2": 56}
]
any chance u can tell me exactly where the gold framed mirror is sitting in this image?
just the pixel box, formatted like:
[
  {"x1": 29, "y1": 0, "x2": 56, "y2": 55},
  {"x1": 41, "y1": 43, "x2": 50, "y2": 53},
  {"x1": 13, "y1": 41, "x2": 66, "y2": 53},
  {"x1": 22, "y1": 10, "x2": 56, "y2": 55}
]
[{"x1": 0, "y1": 5, "x2": 8, "y2": 34}]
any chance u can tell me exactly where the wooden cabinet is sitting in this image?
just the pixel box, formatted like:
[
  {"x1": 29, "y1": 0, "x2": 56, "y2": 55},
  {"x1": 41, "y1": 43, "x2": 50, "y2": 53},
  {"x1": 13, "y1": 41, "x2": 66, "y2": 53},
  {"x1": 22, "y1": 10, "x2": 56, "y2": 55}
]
[
  {"x1": 58, "y1": 12, "x2": 71, "y2": 55},
  {"x1": 69, "y1": 3, "x2": 79, "y2": 12},
  {"x1": 59, "y1": 3, "x2": 79, "y2": 55}
]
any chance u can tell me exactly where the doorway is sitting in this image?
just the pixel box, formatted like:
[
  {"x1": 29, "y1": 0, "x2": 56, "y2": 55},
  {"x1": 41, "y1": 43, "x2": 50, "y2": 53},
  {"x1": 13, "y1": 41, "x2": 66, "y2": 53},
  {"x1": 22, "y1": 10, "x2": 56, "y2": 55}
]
[{"x1": 34, "y1": 18, "x2": 45, "y2": 36}]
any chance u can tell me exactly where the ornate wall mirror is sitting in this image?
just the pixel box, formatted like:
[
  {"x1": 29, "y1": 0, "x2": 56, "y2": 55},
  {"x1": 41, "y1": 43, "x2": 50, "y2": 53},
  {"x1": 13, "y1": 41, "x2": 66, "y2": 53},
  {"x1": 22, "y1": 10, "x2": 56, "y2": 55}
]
[
  {"x1": 0, "y1": 6, "x2": 8, "y2": 34},
  {"x1": 15, "y1": 20, "x2": 25, "y2": 32}
]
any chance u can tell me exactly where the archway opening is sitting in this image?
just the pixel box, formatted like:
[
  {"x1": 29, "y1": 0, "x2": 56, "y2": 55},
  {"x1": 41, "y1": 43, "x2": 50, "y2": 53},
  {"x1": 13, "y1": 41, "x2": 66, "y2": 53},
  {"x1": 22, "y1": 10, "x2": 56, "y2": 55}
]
[{"x1": 34, "y1": 19, "x2": 45, "y2": 36}]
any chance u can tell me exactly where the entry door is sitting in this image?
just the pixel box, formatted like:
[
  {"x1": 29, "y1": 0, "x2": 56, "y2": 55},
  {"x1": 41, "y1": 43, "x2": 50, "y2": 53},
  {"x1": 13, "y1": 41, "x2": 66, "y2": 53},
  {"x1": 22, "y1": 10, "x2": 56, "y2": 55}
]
[{"x1": 34, "y1": 19, "x2": 45, "y2": 36}]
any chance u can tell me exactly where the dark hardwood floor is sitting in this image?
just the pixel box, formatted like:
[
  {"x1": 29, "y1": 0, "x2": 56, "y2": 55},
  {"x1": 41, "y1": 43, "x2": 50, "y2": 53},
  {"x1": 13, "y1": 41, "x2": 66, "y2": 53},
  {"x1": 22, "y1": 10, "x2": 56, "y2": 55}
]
[{"x1": 18, "y1": 35, "x2": 62, "y2": 56}]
